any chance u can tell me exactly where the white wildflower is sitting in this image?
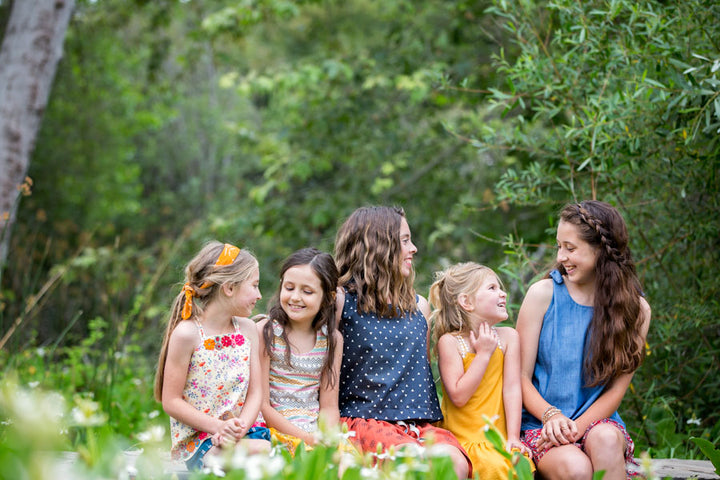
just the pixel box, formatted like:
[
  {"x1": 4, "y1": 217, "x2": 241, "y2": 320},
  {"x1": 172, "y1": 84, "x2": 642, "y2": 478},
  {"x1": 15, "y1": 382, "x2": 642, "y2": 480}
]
[
  {"x1": 137, "y1": 425, "x2": 165, "y2": 443},
  {"x1": 70, "y1": 396, "x2": 107, "y2": 427}
]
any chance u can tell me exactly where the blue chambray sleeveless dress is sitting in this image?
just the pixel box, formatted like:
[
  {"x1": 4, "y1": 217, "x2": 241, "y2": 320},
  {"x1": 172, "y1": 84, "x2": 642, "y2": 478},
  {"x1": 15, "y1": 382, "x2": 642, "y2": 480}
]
[
  {"x1": 521, "y1": 269, "x2": 624, "y2": 431},
  {"x1": 339, "y1": 289, "x2": 442, "y2": 422}
]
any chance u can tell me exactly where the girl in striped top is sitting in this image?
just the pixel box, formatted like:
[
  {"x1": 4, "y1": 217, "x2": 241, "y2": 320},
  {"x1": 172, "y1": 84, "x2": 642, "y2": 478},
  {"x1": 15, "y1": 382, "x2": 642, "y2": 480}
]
[{"x1": 257, "y1": 248, "x2": 343, "y2": 452}]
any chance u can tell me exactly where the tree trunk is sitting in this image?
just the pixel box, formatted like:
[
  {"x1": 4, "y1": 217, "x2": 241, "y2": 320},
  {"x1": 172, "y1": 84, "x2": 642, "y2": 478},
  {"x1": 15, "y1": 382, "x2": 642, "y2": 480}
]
[{"x1": 0, "y1": 0, "x2": 75, "y2": 281}]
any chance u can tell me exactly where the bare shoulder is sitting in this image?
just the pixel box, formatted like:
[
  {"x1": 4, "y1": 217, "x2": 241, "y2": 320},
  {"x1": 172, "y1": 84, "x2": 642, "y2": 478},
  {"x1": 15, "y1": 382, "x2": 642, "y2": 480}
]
[
  {"x1": 497, "y1": 326, "x2": 519, "y2": 345},
  {"x1": 335, "y1": 287, "x2": 345, "y2": 322},
  {"x1": 437, "y1": 332, "x2": 459, "y2": 352},
  {"x1": 170, "y1": 320, "x2": 200, "y2": 343},
  {"x1": 255, "y1": 315, "x2": 270, "y2": 331},
  {"x1": 639, "y1": 296, "x2": 652, "y2": 336},
  {"x1": 168, "y1": 320, "x2": 201, "y2": 353},
  {"x1": 525, "y1": 278, "x2": 554, "y2": 304},
  {"x1": 234, "y1": 316, "x2": 259, "y2": 340},
  {"x1": 417, "y1": 294, "x2": 431, "y2": 319}
]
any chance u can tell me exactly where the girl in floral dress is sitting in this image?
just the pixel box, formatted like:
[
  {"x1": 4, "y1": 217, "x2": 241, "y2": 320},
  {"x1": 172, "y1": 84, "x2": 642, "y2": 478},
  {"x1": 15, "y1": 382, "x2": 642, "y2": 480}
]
[{"x1": 154, "y1": 241, "x2": 270, "y2": 470}]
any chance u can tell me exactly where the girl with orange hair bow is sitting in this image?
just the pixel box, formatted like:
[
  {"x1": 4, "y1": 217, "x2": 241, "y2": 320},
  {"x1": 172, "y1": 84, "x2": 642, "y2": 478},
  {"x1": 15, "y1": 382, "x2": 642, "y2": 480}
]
[{"x1": 154, "y1": 241, "x2": 270, "y2": 470}]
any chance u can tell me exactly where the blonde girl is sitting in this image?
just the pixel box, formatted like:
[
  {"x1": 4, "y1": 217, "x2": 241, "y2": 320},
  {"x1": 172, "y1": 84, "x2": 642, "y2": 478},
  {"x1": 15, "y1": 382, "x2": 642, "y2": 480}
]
[
  {"x1": 429, "y1": 262, "x2": 532, "y2": 479},
  {"x1": 154, "y1": 241, "x2": 270, "y2": 471},
  {"x1": 334, "y1": 206, "x2": 472, "y2": 480},
  {"x1": 256, "y1": 247, "x2": 343, "y2": 453},
  {"x1": 518, "y1": 201, "x2": 651, "y2": 480}
]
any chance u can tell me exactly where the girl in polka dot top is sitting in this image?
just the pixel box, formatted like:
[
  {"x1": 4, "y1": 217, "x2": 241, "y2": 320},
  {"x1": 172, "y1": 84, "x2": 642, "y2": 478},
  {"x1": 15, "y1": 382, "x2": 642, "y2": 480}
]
[{"x1": 333, "y1": 206, "x2": 472, "y2": 479}]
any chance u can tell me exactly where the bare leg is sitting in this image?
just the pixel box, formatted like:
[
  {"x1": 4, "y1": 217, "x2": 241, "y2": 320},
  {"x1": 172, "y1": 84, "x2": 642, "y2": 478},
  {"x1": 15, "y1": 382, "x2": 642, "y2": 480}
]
[
  {"x1": 239, "y1": 438, "x2": 272, "y2": 454},
  {"x1": 429, "y1": 444, "x2": 470, "y2": 480},
  {"x1": 584, "y1": 423, "x2": 627, "y2": 480},
  {"x1": 536, "y1": 444, "x2": 592, "y2": 480}
]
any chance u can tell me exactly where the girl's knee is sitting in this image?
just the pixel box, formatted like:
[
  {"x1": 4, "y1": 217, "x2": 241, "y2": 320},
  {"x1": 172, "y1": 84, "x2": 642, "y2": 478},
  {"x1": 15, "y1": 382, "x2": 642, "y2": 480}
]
[
  {"x1": 429, "y1": 444, "x2": 470, "y2": 479},
  {"x1": 240, "y1": 438, "x2": 272, "y2": 454},
  {"x1": 448, "y1": 448, "x2": 470, "y2": 480},
  {"x1": 538, "y1": 447, "x2": 592, "y2": 480},
  {"x1": 585, "y1": 424, "x2": 625, "y2": 457}
]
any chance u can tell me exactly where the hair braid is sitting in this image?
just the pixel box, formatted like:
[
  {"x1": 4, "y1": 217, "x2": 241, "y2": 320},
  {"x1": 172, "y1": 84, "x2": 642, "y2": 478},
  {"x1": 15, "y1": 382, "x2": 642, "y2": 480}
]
[{"x1": 576, "y1": 204, "x2": 625, "y2": 265}]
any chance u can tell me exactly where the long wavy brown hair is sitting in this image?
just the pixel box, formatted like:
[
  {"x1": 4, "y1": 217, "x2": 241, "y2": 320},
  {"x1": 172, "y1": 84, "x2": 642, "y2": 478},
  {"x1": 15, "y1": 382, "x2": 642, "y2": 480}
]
[
  {"x1": 554, "y1": 200, "x2": 646, "y2": 387},
  {"x1": 334, "y1": 206, "x2": 417, "y2": 317}
]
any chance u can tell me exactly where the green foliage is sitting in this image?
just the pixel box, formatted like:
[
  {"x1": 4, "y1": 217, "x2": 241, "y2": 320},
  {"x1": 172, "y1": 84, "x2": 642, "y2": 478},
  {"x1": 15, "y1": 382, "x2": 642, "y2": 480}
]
[
  {"x1": 2, "y1": 0, "x2": 718, "y2": 470},
  {"x1": 690, "y1": 437, "x2": 720, "y2": 475},
  {"x1": 452, "y1": 0, "x2": 720, "y2": 454}
]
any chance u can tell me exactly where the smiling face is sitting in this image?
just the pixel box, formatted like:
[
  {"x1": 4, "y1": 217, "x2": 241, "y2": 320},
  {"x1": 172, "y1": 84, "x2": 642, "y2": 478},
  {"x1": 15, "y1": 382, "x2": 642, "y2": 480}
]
[
  {"x1": 279, "y1": 264, "x2": 324, "y2": 327},
  {"x1": 556, "y1": 219, "x2": 599, "y2": 287},
  {"x1": 231, "y1": 266, "x2": 261, "y2": 317},
  {"x1": 466, "y1": 274, "x2": 508, "y2": 326},
  {"x1": 398, "y1": 217, "x2": 417, "y2": 278}
]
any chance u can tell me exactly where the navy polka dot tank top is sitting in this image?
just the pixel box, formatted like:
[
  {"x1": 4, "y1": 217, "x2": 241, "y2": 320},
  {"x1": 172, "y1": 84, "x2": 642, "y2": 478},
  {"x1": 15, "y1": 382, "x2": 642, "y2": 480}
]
[{"x1": 339, "y1": 288, "x2": 443, "y2": 422}]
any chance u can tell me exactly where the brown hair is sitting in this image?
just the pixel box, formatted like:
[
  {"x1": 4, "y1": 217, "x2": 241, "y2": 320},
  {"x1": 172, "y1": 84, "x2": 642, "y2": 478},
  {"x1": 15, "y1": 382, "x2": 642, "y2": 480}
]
[
  {"x1": 555, "y1": 200, "x2": 646, "y2": 387},
  {"x1": 263, "y1": 248, "x2": 340, "y2": 388},
  {"x1": 429, "y1": 262, "x2": 499, "y2": 354},
  {"x1": 154, "y1": 241, "x2": 258, "y2": 402},
  {"x1": 334, "y1": 206, "x2": 417, "y2": 317}
]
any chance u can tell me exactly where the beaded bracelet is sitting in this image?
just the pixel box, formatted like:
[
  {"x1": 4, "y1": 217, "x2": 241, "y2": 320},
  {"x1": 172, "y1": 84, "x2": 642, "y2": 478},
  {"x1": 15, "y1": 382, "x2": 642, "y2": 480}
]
[{"x1": 542, "y1": 406, "x2": 562, "y2": 425}]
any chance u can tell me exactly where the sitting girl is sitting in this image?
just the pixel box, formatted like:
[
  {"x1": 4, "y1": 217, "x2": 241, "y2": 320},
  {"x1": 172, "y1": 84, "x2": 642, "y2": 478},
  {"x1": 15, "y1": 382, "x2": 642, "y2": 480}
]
[
  {"x1": 429, "y1": 262, "x2": 532, "y2": 479},
  {"x1": 256, "y1": 248, "x2": 343, "y2": 453},
  {"x1": 154, "y1": 241, "x2": 270, "y2": 471}
]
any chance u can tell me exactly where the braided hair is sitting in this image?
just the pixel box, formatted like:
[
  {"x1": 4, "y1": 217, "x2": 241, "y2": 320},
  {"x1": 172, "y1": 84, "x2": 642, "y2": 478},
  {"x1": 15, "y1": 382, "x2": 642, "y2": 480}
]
[{"x1": 555, "y1": 200, "x2": 646, "y2": 387}]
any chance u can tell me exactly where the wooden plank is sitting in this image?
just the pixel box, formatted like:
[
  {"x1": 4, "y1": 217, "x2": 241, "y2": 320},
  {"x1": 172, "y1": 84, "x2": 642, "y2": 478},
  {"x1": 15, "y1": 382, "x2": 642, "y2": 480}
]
[{"x1": 651, "y1": 459, "x2": 719, "y2": 480}]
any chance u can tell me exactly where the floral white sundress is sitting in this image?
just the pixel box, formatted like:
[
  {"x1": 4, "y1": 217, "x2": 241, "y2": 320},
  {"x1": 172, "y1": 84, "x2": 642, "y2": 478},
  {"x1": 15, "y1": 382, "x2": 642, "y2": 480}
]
[{"x1": 170, "y1": 318, "x2": 253, "y2": 461}]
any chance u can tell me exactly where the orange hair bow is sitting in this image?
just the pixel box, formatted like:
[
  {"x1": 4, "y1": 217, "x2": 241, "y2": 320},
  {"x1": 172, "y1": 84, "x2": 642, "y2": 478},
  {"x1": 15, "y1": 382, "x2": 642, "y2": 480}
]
[{"x1": 181, "y1": 243, "x2": 241, "y2": 319}]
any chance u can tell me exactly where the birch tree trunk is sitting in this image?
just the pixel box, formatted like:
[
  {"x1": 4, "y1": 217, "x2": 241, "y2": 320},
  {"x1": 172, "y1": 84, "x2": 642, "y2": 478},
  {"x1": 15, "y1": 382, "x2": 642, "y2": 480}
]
[{"x1": 0, "y1": 0, "x2": 75, "y2": 280}]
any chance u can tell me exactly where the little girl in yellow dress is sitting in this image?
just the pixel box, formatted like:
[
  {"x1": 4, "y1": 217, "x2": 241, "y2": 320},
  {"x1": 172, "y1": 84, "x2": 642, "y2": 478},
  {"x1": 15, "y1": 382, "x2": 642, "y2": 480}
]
[{"x1": 429, "y1": 262, "x2": 534, "y2": 478}]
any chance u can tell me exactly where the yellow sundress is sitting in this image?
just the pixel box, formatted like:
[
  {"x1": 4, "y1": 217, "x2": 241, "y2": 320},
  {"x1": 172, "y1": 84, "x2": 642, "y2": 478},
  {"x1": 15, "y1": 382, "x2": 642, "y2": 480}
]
[{"x1": 439, "y1": 333, "x2": 533, "y2": 478}]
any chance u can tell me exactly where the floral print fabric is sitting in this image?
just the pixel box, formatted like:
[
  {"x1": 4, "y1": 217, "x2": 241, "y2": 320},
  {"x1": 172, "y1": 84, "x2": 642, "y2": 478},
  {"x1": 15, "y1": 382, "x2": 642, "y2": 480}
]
[{"x1": 170, "y1": 319, "x2": 251, "y2": 461}]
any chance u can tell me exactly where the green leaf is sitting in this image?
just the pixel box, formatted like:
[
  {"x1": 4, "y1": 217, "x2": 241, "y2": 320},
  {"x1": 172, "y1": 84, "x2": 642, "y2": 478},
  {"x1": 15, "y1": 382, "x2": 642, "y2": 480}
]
[{"x1": 690, "y1": 437, "x2": 720, "y2": 475}]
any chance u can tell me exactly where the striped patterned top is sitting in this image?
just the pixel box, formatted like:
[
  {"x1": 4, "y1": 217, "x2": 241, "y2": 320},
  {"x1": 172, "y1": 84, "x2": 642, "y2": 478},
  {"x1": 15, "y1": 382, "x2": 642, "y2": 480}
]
[{"x1": 268, "y1": 320, "x2": 327, "y2": 432}]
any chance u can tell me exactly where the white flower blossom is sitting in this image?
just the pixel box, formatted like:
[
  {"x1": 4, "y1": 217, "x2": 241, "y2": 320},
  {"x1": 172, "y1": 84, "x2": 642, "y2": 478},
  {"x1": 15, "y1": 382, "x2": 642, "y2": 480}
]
[
  {"x1": 137, "y1": 425, "x2": 165, "y2": 443},
  {"x1": 70, "y1": 396, "x2": 107, "y2": 427}
]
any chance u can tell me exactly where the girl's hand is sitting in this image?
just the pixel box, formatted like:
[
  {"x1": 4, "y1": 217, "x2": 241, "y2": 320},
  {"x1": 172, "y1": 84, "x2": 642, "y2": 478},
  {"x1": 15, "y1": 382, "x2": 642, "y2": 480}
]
[
  {"x1": 537, "y1": 414, "x2": 577, "y2": 450},
  {"x1": 469, "y1": 322, "x2": 497, "y2": 357},
  {"x1": 507, "y1": 439, "x2": 530, "y2": 456},
  {"x1": 216, "y1": 418, "x2": 247, "y2": 444}
]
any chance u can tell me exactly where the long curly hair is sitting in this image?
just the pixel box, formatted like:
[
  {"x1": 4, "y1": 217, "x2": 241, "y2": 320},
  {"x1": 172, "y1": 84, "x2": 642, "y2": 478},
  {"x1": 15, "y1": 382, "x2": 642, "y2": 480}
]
[
  {"x1": 154, "y1": 241, "x2": 258, "y2": 401},
  {"x1": 262, "y1": 248, "x2": 339, "y2": 388},
  {"x1": 334, "y1": 206, "x2": 417, "y2": 317},
  {"x1": 555, "y1": 200, "x2": 646, "y2": 387}
]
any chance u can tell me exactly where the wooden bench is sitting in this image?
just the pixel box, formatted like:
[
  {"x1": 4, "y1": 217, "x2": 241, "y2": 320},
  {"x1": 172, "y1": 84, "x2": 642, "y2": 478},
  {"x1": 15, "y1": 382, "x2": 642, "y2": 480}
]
[{"x1": 646, "y1": 459, "x2": 719, "y2": 480}]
